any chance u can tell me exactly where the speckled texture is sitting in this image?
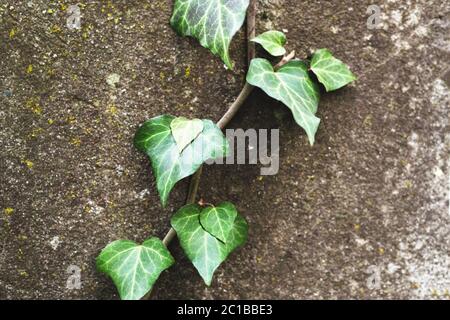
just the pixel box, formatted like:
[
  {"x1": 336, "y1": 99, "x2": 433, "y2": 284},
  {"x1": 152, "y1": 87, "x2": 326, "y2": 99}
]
[{"x1": 0, "y1": 0, "x2": 449, "y2": 300}]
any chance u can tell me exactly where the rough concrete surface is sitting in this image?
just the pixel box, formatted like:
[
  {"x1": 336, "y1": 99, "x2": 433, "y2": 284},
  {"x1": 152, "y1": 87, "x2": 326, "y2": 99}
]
[{"x1": 0, "y1": 0, "x2": 449, "y2": 299}]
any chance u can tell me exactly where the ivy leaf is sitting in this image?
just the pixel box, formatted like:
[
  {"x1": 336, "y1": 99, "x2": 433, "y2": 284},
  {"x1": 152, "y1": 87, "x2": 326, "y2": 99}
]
[
  {"x1": 310, "y1": 48, "x2": 357, "y2": 92},
  {"x1": 170, "y1": 0, "x2": 250, "y2": 69},
  {"x1": 251, "y1": 30, "x2": 287, "y2": 56},
  {"x1": 246, "y1": 58, "x2": 321, "y2": 145},
  {"x1": 171, "y1": 204, "x2": 248, "y2": 285},
  {"x1": 135, "y1": 115, "x2": 229, "y2": 207},
  {"x1": 96, "y1": 238, "x2": 175, "y2": 300},
  {"x1": 199, "y1": 202, "x2": 238, "y2": 243},
  {"x1": 170, "y1": 117, "x2": 204, "y2": 153}
]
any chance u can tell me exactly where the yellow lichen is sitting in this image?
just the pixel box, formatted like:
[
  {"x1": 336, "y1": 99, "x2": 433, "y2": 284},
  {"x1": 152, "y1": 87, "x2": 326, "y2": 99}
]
[
  {"x1": 363, "y1": 114, "x2": 373, "y2": 127},
  {"x1": 18, "y1": 270, "x2": 29, "y2": 277},
  {"x1": 25, "y1": 98, "x2": 42, "y2": 115},
  {"x1": 26, "y1": 64, "x2": 33, "y2": 74},
  {"x1": 107, "y1": 105, "x2": 118, "y2": 115},
  {"x1": 4, "y1": 208, "x2": 14, "y2": 216},
  {"x1": 82, "y1": 24, "x2": 94, "y2": 39},
  {"x1": 66, "y1": 190, "x2": 78, "y2": 200},
  {"x1": 67, "y1": 115, "x2": 77, "y2": 124},
  {"x1": 378, "y1": 247, "x2": 385, "y2": 255},
  {"x1": 22, "y1": 159, "x2": 34, "y2": 169},
  {"x1": 29, "y1": 127, "x2": 44, "y2": 138},
  {"x1": 49, "y1": 25, "x2": 62, "y2": 33},
  {"x1": 48, "y1": 119, "x2": 54, "y2": 125},
  {"x1": 404, "y1": 180, "x2": 413, "y2": 189},
  {"x1": 443, "y1": 289, "x2": 449, "y2": 298},
  {"x1": 70, "y1": 137, "x2": 81, "y2": 146},
  {"x1": 9, "y1": 28, "x2": 17, "y2": 39},
  {"x1": 185, "y1": 66, "x2": 191, "y2": 78}
]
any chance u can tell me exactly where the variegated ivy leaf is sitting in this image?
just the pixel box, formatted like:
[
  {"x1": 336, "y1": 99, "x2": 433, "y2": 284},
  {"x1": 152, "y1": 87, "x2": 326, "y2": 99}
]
[
  {"x1": 170, "y1": 0, "x2": 250, "y2": 69},
  {"x1": 135, "y1": 115, "x2": 229, "y2": 207},
  {"x1": 170, "y1": 117, "x2": 204, "y2": 153},
  {"x1": 251, "y1": 30, "x2": 287, "y2": 56},
  {"x1": 96, "y1": 238, "x2": 175, "y2": 300},
  {"x1": 310, "y1": 48, "x2": 357, "y2": 92},
  {"x1": 171, "y1": 203, "x2": 248, "y2": 285},
  {"x1": 199, "y1": 202, "x2": 238, "y2": 243},
  {"x1": 246, "y1": 58, "x2": 321, "y2": 145}
]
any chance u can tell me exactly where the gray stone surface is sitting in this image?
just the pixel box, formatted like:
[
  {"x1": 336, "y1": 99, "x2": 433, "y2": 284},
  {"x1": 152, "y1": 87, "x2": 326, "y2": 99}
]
[{"x1": 0, "y1": 0, "x2": 449, "y2": 299}]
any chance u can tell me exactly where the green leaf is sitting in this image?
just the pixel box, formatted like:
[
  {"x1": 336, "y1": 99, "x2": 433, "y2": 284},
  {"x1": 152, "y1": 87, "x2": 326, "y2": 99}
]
[
  {"x1": 170, "y1": 117, "x2": 204, "y2": 153},
  {"x1": 246, "y1": 58, "x2": 321, "y2": 145},
  {"x1": 251, "y1": 30, "x2": 287, "y2": 56},
  {"x1": 199, "y1": 202, "x2": 238, "y2": 243},
  {"x1": 170, "y1": 0, "x2": 250, "y2": 69},
  {"x1": 135, "y1": 115, "x2": 229, "y2": 207},
  {"x1": 96, "y1": 238, "x2": 175, "y2": 300},
  {"x1": 310, "y1": 48, "x2": 357, "y2": 92},
  {"x1": 171, "y1": 204, "x2": 248, "y2": 285}
]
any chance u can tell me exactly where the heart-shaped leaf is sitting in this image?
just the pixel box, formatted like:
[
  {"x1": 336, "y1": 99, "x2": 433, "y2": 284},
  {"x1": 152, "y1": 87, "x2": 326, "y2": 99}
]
[
  {"x1": 135, "y1": 115, "x2": 229, "y2": 207},
  {"x1": 310, "y1": 48, "x2": 357, "y2": 92},
  {"x1": 170, "y1": 0, "x2": 250, "y2": 69},
  {"x1": 251, "y1": 30, "x2": 287, "y2": 56},
  {"x1": 170, "y1": 117, "x2": 204, "y2": 153},
  {"x1": 96, "y1": 238, "x2": 175, "y2": 300},
  {"x1": 200, "y1": 202, "x2": 238, "y2": 243},
  {"x1": 246, "y1": 58, "x2": 321, "y2": 145},
  {"x1": 171, "y1": 203, "x2": 248, "y2": 285}
]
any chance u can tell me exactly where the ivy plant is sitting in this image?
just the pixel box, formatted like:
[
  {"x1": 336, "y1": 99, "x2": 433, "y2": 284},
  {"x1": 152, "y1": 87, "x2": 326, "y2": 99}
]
[{"x1": 97, "y1": 0, "x2": 356, "y2": 300}]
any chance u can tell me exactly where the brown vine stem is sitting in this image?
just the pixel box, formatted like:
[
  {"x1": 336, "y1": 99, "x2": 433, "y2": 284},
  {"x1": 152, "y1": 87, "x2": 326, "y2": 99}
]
[{"x1": 162, "y1": 1, "x2": 295, "y2": 248}]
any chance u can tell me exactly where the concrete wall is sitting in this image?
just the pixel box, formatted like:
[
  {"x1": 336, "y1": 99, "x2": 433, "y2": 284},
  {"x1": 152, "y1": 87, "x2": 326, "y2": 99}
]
[{"x1": 0, "y1": 0, "x2": 448, "y2": 299}]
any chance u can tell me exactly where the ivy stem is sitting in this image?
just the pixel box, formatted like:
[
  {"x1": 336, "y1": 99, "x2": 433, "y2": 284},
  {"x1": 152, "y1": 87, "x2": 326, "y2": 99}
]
[
  {"x1": 151, "y1": 1, "x2": 295, "y2": 300},
  {"x1": 161, "y1": 1, "x2": 295, "y2": 248},
  {"x1": 162, "y1": 48, "x2": 296, "y2": 247},
  {"x1": 247, "y1": 0, "x2": 257, "y2": 65},
  {"x1": 162, "y1": 167, "x2": 202, "y2": 245},
  {"x1": 162, "y1": 0, "x2": 258, "y2": 248}
]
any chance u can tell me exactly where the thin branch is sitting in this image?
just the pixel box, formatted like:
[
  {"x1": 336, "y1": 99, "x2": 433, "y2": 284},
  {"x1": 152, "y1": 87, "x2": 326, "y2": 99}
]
[
  {"x1": 162, "y1": 166, "x2": 202, "y2": 246},
  {"x1": 147, "y1": 1, "x2": 297, "y2": 300},
  {"x1": 161, "y1": 48, "x2": 296, "y2": 248},
  {"x1": 160, "y1": 0, "x2": 296, "y2": 259},
  {"x1": 217, "y1": 82, "x2": 254, "y2": 130},
  {"x1": 161, "y1": 0, "x2": 259, "y2": 249},
  {"x1": 274, "y1": 50, "x2": 296, "y2": 70},
  {"x1": 247, "y1": 0, "x2": 257, "y2": 65}
]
